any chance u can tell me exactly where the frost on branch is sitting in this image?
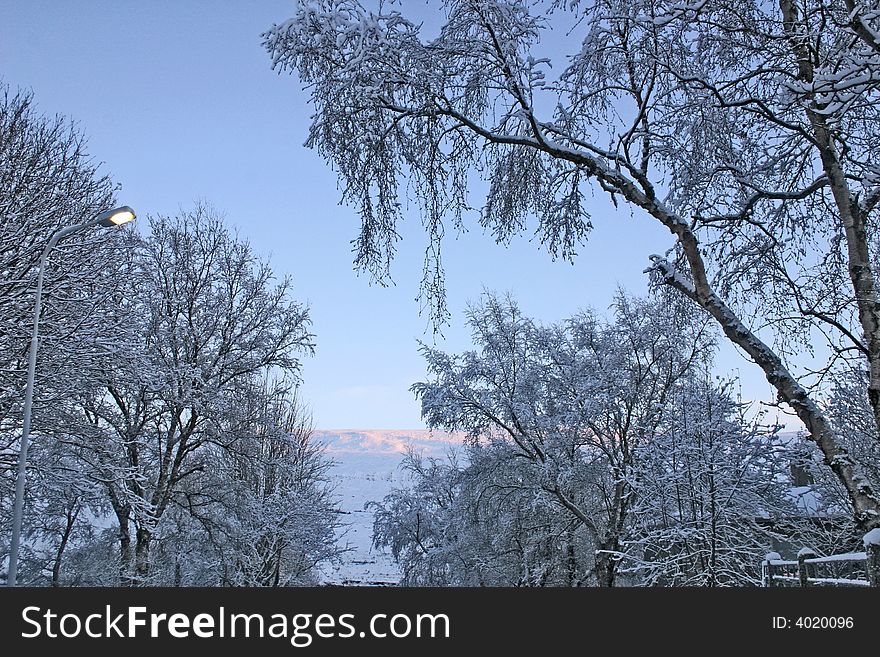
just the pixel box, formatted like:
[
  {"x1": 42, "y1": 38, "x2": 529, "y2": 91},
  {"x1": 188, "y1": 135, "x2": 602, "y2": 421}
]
[
  {"x1": 267, "y1": 1, "x2": 880, "y2": 528},
  {"x1": 373, "y1": 292, "x2": 806, "y2": 586},
  {"x1": 645, "y1": 254, "x2": 696, "y2": 299},
  {"x1": 264, "y1": 1, "x2": 593, "y2": 326}
]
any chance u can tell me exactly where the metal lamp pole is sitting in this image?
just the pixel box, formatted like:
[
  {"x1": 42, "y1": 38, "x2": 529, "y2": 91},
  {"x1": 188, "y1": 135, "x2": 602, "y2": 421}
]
[{"x1": 6, "y1": 205, "x2": 136, "y2": 587}]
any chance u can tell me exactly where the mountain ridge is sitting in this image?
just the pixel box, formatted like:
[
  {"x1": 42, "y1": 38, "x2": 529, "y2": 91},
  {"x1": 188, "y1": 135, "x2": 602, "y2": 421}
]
[{"x1": 314, "y1": 428, "x2": 464, "y2": 456}]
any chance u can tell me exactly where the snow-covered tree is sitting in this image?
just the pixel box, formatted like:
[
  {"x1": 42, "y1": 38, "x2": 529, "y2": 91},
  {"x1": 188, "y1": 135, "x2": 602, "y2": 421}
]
[
  {"x1": 0, "y1": 84, "x2": 127, "y2": 580},
  {"x1": 10, "y1": 436, "x2": 107, "y2": 586},
  {"x1": 828, "y1": 366, "x2": 880, "y2": 494},
  {"x1": 371, "y1": 449, "x2": 480, "y2": 585},
  {"x1": 147, "y1": 382, "x2": 344, "y2": 586},
  {"x1": 1, "y1": 87, "x2": 338, "y2": 587},
  {"x1": 409, "y1": 292, "x2": 713, "y2": 585},
  {"x1": 374, "y1": 293, "x2": 747, "y2": 585},
  {"x1": 376, "y1": 293, "x2": 811, "y2": 586},
  {"x1": 628, "y1": 373, "x2": 793, "y2": 586},
  {"x1": 373, "y1": 445, "x2": 595, "y2": 585},
  {"x1": 265, "y1": 0, "x2": 880, "y2": 530},
  {"x1": 73, "y1": 206, "x2": 315, "y2": 584}
]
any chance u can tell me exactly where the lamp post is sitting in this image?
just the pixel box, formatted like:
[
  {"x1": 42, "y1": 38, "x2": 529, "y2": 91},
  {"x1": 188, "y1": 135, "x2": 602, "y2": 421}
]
[{"x1": 6, "y1": 205, "x2": 136, "y2": 587}]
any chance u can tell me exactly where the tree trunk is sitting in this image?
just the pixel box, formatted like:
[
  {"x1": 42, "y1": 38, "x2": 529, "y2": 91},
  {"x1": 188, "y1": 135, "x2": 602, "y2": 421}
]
[
  {"x1": 117, "y1": 513, "x2": 133, "y2": 585},
  {"x1": 595, "y1": 539, "x2": 618, "y2": 588},
  {"x1": 134, "y1": 526, "x2": 152, "y2": 585},
  {"x1": 566, "y1": 539, "x2": 578, "y2": 587},
  {"x1": 52, "y1": 506, "x2": 79, "y2": 587}
]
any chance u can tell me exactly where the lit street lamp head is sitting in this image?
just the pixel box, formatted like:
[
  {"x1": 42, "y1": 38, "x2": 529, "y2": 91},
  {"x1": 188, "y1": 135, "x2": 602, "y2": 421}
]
[{"x1": 96, "y1": 205, "x2": 136, "y2": 227}]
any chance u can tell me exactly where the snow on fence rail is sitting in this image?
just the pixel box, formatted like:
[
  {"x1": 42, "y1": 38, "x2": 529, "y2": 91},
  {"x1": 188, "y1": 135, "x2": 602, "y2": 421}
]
[{"x1": 762, "y1": 531, "x2": 880, "y2": 587}]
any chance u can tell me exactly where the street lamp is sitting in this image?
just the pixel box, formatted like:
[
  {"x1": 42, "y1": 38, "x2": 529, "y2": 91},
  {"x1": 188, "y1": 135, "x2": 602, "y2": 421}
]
[{"x1": 6, "y1": 205, "x2": 136, "y2": 587}]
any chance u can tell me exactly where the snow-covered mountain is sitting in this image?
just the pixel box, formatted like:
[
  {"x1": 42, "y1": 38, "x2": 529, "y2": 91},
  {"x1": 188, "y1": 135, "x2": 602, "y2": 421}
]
[
  {"x1": 315, "y1": 428, "x2": 464, "y2": 456},
  {"x1": 315, "y1": 429, "x2": 463, "y2": 585}
]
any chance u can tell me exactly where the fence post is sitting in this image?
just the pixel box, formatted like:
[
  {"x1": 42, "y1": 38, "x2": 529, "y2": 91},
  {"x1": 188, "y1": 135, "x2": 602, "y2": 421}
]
[
  {"x1": 797, "y1": 547, "x2": 817, "y2": 587},
  {"x1": 764, "y1": 552, "x2": 780, "y2": 588},
  {"x1": 865, "y1": 529, "x2": 880, "y2": 588}
]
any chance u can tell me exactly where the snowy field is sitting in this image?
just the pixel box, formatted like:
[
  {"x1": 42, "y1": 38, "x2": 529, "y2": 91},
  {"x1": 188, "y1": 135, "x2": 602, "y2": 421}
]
[{"x1": 315, "y1": 430, "x2": 462, "y2": 585}]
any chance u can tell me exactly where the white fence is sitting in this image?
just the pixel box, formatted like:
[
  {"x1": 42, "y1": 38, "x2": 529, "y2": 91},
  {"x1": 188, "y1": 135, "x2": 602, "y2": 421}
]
[{"x1": 762, "y1": 541, "x2": 879, "y2": 587}]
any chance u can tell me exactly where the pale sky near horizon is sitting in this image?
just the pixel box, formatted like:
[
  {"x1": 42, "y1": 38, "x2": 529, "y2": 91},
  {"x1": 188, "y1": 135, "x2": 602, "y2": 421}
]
[{"x1": 0, "y1": 1, "x2": 785, "y2": 429}]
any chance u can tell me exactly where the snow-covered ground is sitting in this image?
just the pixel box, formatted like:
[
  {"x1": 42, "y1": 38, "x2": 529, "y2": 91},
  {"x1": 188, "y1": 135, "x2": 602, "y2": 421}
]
[{"x1": 315, "y1": 430, "x2": 462, "y2": 585}]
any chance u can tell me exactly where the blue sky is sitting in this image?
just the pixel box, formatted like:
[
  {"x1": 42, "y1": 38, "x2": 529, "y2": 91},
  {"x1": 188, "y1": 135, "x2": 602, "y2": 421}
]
[{"x1": 0, "y1": 1, "x2": 780, "y2": 429}]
